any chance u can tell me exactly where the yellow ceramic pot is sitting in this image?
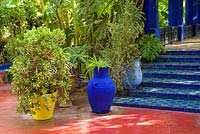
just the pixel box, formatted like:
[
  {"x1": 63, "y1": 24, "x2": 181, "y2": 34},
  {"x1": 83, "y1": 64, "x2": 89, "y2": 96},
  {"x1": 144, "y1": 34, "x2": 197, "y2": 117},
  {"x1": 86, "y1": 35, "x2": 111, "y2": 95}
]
[{"x1": 31, "y1": 90, "x2": 58, "y2": 120}]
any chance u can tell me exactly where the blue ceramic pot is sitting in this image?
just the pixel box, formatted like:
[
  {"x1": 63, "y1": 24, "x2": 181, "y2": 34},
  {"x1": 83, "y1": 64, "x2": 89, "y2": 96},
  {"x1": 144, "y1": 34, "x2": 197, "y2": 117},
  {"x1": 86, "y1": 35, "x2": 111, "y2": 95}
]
[
  {"x1": 87, "y1": 67, "x2": 116, "y2": 114},
  {"x1": 122, "y1": 59, "x2": 142, "y2": 90},
  {"x1": 0, "y1": 63, "x2": 12, "y2": 71}
]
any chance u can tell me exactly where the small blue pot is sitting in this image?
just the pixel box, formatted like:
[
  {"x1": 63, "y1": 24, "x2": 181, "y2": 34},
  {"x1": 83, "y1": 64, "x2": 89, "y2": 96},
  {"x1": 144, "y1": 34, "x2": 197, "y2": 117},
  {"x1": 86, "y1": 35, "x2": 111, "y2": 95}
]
[
  {"x1": 87, "y1": 67, "x2": 116, "y2": 114},
  {"x1": 122, "y1": 59, "x2": 142, "y2": 90}
]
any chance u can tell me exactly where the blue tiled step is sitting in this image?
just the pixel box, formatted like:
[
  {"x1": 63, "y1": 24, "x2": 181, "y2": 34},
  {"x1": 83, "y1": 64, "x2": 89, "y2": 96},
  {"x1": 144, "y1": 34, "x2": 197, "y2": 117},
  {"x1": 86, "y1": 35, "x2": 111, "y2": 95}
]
[
  {"x1": 165, "y1": 50, "x2": 200, "y2": 56},
  {"x1": 143, "y1": 69, "x2": 200, "y2": 80},
  {"x1": 156, "y1": 55, "x2": 200, "y2": 62},
  {"x1": 143, "y1": 62, "x2": 200, "y2": 70},
  {"x1": 113, "y1": 97, "x2": 200, "y2": 113},
  {"x1": 128, "y1": 87, "x2": 200, "y2": 100},
  {"x1": 142, "y1": 77, "x2": 200, "y2": 89}
]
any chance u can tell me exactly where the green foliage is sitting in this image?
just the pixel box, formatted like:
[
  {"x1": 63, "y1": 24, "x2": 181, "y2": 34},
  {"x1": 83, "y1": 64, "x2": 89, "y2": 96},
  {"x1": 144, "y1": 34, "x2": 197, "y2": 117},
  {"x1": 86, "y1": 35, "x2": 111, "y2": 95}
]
[
  {"x1": 0, "y1": 39, "x2": 9, "y2": 64},
  {"x1": 138, "y1": 34, "x2": 163, "y2": 61},
  {"x1": 1, "y1": 0, "x2": 162, "y2": 93},
  {"x1": 0, "y1": 0, "x2": 44, "y2": 64},
  {"x1": 88, "y1": 56, "x2": 111, "y2": 69},
  {"x1": 64, "y1": 45, "x2": 90, "y2": 78},
  {"x1": 87, "y1": 56, "x2": 111, "y2": 73},
  {"x1": 80, "y1": 0, "x2": 114, "y2": 56},
  {"x1": 158, "y1": 0, "x2": 168, "y2": 27},
  {"x1": 64, "y1": 45, "x2": 90, "y2": 65},
  {"x1": 0, "y1": 0, "x2": 27, "y2": 36},
  {"x1": 7, "y1": 27, "x2": 72, "y2": 114},
  {"x1": 101, "y1": 0, "x2": 144, "y2": 90}
]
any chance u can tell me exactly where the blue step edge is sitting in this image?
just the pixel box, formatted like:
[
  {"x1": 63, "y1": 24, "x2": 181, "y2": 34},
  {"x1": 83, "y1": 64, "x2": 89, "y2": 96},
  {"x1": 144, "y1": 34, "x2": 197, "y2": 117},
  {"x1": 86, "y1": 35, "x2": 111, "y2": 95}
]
[
  {"x1": 165, "y1": 50, "x2": 200, "y2": 55},
  {"x1": 113, "y1": 96, "x2": 200, "y2": 113},
  {"x1": 143, "y1": 64, "x2": 200, "y2": 70},
  {"x1": 156, "y1": 57, "x2": 200, "y2": 62},
  {"x1": 127, "y1": 91, "x2": 200, "y2": 100},
  {"x1": 142, "y1": 82, "x2": 200, "y2": 89},
  {"x1": 143, "y1": 73, "x2": 200, "y2": 80},
  {"x1": 113, "y1": 102, "x2": 200, "y2": 113}
]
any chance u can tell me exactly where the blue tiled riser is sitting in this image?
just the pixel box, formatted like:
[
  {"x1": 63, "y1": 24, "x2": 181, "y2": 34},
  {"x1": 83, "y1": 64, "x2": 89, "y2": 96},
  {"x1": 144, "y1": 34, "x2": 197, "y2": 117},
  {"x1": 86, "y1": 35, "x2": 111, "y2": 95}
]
[
  {"x1": 165, "y1": 50, "x2": 200, "y2": 55},
  {"x1": 128, "y1": 91, "x2": 200, "y2": 101},
  {"x1": 145, "y1": 64, "x2": 200, "y2": 70},
  {"x1": 113, "y1": 102, "x2": 200, "y2": 113},
  {"x1": 114, "y1": 50, "x2": 200, "y2": 113},
  {"x1": 144, "y1": 73, "x2": 200, "y2": 80},
  {"x1": 113, "y1": 97, "x2": 200, "y2": 113},
  {"x1": 143, "y1": 69, "x2": 200, "y2": 80},
  {"x1": 156, "y1": 55, "x2": 200, "y2": 63},
  {"x1": 142, "y1": 82, "x2": 200, "y2": 89},
  {"x1": 156, "y1": 57, "x2": 200, "y2": 62}
]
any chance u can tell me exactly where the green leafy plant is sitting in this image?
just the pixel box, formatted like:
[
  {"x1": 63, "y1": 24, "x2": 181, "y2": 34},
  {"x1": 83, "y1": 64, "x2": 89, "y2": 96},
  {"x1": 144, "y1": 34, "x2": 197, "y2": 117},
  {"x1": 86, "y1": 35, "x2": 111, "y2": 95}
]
[
  {"x1": 64, "y1": 45, "x2": 90, "y2": 82},
  {"x1": 64, "y1": 45, "x2": 90, "y2": 68},
  {"x1": 87, "y1": 56, "x2": 111, "y2": 73},
  {"x1": 80, "y1": 0, "x2": 114, "y2": 57},
  {"x1": 101, "y1": 0, "x2": 144, "y2": 90},
  {"x1": 6, "y1": 27, "x2": 72, "y2": 114},
  {"x1": 138, "y1": 34, "x2": 163, "y2": 61}
]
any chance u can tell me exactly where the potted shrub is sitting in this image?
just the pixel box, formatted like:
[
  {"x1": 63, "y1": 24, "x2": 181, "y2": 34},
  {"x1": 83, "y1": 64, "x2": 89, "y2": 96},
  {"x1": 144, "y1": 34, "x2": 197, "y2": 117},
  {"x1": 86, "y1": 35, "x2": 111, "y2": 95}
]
[
  {"x1": 101, "y1": 0, "x2": 144, "y2": 91},
  {"x1": 87, "y1": 56, "x2": 116, "y2": 114},
  {"x1": 6, "y1": 27, "x2": 72, "y2": 120}
]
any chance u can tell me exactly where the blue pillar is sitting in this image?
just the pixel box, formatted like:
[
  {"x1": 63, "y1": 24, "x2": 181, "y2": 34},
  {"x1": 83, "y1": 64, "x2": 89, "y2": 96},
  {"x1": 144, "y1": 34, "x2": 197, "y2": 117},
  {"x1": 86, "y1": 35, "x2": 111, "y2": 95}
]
[
  {"x1": 186, "y1": 0, "x2": 198, "y2": 36},
  {"x1": 198, "y1": 2, "x2": 200, "y2": 24},
  {"x1": 143, "y1": 0, "x2": 160, "y2": 38},
  {"x1": 168, "y1": 0, "x2": 184, "y2": 40}
]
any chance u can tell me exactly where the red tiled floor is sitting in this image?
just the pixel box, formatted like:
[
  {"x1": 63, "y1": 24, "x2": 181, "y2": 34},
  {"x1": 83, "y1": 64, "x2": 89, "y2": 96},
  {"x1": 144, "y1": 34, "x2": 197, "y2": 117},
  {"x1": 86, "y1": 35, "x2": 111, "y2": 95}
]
[{"x1": 1, "y1": 84, "x2": 200, "y2": 134}]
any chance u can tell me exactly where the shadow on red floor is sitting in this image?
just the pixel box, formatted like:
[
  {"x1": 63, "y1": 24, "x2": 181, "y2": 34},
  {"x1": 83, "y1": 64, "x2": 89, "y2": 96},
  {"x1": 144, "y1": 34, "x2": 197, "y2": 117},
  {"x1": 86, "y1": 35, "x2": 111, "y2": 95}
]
[{"x1": 1, "y1": 84, "x2": 200, "y2": 134}]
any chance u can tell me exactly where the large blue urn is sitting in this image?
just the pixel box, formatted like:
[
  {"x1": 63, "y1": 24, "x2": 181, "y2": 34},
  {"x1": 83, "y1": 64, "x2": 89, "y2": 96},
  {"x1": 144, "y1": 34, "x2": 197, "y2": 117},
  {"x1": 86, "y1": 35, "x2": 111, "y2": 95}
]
[{"x1": 87, "y1": 67, "x2": 116, "y2": 114}]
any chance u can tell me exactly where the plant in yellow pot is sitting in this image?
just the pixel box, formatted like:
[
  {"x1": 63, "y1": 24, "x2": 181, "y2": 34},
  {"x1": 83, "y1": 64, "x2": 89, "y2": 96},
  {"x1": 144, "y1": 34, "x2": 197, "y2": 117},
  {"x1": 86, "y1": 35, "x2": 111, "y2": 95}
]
[{"x1": 6, "y1": 27, "x2": 72, "y2": 120}]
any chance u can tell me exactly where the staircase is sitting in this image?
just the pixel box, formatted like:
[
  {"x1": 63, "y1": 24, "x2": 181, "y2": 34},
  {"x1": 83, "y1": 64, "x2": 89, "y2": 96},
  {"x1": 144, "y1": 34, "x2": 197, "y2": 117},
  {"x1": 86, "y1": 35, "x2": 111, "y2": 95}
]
[{"x1": 113, "y1": 50, "x2": 200, "y2": 113}]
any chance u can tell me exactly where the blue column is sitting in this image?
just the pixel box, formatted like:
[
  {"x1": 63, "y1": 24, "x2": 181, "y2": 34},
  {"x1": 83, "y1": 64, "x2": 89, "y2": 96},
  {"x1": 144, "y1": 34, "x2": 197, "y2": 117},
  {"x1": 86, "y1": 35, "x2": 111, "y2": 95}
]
[
  {"x1": 168, "y1": 0, "x2": 184, "y2": 40},
  {"x1": 143, "y1": 0, "x2": 160, "y2": 38},
  {"x1": 198, "y1": 2, "x2": 200, "y2": 24},
  {"x1": 186, "y1": 0, "x2": 198, "y2": 36}
]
